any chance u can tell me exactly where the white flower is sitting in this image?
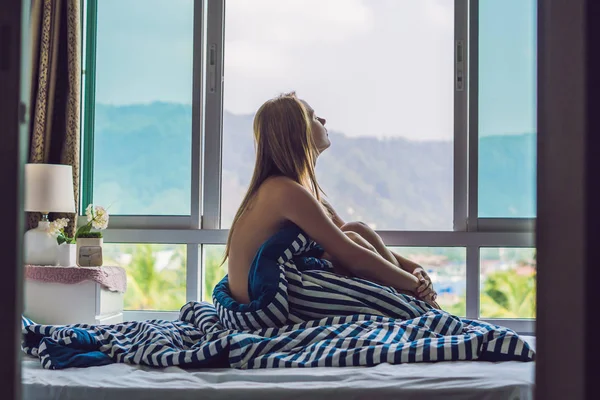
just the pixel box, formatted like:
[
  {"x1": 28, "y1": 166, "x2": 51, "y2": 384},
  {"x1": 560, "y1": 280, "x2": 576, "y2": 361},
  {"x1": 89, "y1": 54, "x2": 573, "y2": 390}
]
[
  {"x1": 85, "y1": 204, "x2": 93, "y2": 222},
  {"x1": 91, "y1": 206, "x2": 109, "y2": 230},
  {"x1": 83, "y1": 204, "x2": 109, "y2": 230},
  {"x1": 92, "y1": 216, "x2": 109, "y2": 230},
  {"x1": 46, "y1": 218, "x2": 69, "y2": 236},
  {"x1": 46, "y1": 222, "x2": 59, "y2": 236},
  {"x1": 94, "y1": 206, "x2": 107, "y2": 219}
]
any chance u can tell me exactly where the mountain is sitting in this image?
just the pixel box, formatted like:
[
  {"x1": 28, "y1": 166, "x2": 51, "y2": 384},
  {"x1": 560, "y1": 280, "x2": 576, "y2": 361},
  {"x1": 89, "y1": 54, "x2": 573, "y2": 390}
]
[{"x1": 92, "y1": 102, "x2": 536, "y2": 229}]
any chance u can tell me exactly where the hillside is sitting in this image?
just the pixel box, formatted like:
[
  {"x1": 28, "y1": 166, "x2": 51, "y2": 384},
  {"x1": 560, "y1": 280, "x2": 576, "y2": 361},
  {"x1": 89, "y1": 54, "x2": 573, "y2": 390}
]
[{"x1": 93, "y1": 102, "x2": 535, "y2": 229}]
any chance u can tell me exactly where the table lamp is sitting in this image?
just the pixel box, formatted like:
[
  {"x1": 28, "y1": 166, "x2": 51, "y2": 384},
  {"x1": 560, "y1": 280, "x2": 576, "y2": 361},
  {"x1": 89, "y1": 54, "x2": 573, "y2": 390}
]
[{"x1": 24, "y1": 164, "x2": 76, "y2": 265}]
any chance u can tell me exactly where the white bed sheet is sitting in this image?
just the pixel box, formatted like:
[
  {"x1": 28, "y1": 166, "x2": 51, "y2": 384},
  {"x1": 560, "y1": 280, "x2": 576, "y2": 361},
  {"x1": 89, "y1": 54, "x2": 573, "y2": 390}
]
[{"x1": 22, "y1": 336, "x2": 535, "y2": 400}]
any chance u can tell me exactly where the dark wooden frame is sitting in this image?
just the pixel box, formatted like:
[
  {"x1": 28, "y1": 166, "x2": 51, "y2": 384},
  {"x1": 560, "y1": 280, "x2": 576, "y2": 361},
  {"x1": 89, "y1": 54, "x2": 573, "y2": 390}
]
[
  {"x1": 2, "y1": 0, "x2": 600, "y2": 399},
  {"x1": 0, "y1": 0, "x2": 29, "y2": 399},
  {"x1": 536, "y1": 0, "x2": 600, "y2": 398}
]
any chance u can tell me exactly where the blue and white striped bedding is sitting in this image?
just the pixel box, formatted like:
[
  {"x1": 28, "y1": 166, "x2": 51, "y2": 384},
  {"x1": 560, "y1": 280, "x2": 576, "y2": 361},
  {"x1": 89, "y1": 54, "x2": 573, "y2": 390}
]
[{"x1": 22, "y1": 223, "x2": 534, "y2": 369}]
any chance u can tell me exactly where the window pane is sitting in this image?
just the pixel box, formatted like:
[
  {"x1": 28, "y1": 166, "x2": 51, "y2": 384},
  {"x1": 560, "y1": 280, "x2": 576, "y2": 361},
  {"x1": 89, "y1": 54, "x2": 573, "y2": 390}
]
[
  {"x1": 104, "y1": 243, "x2": 186, "y2": 311},
  {"x1": 89, "y1": 0, "x2": 193, "y2": 215},
  {"x1": 480, "y1": 248, "x2": 536, "y2": 318},
  {"x1": 389, "y1": 247, "x2": 466, "y2": 316},
  {"x1": 478, "y1": 0, "x2": 537, "y2": 217},
  {"x1": 222, "y1": 0, "x2": 454, "y2": 230},
  {"x1": 203, "y1": 245, "x2": 227, "y2": 302}
]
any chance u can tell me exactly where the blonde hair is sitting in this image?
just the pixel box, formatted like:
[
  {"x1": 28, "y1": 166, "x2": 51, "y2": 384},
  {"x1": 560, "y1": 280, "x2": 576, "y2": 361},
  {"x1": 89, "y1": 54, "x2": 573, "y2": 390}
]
[{"x1": 222, "y1": 92, "x2": 326, "y2": 264}]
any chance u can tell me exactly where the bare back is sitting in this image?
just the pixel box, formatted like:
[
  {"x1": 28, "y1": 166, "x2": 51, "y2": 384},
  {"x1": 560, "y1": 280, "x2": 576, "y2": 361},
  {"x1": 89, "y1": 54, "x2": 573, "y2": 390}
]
[{"x1": 227, "y1": 179, "x2": 289, "y2": 304}]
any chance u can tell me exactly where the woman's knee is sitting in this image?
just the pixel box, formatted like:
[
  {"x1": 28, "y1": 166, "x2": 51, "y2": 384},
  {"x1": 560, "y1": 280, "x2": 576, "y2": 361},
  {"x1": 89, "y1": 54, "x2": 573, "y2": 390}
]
[
  {"x1": 344, "y1": 231, "x2": 376, "y2": 252},
  {"x1": 342, "y1": 221, "x2": 377, "y2": 242},
  {"x1": 341, "y1": 221, "x2": 370, "y2": 235},
  {"x1": 344, "y1": 230, "x2": 361, "y2": 242}
]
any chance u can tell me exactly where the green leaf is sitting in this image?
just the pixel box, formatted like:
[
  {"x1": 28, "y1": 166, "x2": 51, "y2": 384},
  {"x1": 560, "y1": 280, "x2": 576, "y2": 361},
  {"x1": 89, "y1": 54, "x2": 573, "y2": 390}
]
[
  {"x1": 74, "y1": 223, "x2": 92, "y2": 239},
  {"x1": 57, "y1": 236, "x2": 67, "y2": 245},
  {"x1": 77, "y1": 231, "x2": 103, "y2": 239}
]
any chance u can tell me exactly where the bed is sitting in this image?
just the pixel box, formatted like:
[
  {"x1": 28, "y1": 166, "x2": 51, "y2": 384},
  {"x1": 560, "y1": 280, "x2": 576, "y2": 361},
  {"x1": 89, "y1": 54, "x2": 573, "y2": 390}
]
[
  {"x1": 22, "y1": 335, "x2": 534, "y2": 400},
  {"x1": 22, "y1": 226, "x2": 534, "y2": 399}
]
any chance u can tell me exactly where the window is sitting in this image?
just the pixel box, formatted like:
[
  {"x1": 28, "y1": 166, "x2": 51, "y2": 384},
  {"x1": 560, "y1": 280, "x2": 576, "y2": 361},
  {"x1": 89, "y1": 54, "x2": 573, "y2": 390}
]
[
  {"x1": 480, "y1": 247, "x2": 536, "y2": 319},
  {"x1": 85, "y1": 0, "x2": 194, "y2": 216},
  {"x1": 389, "y1": 247, "x2": 466, "y2": 316},
  {"x1": 82, "y1": 0, "x2": 536, "y2": 332},
  {"x1": 222, "y1": 0, "x2": 455, "y2": 231},
  {"x1": 103, "y1": 243, "x2": 186, "y2": 311},
  {"x1": 478, "y1": 0, "x2": 537, "y2": 218},
  {"x1": 203, "y1": 245, "x2": 227, "y2": 302}
]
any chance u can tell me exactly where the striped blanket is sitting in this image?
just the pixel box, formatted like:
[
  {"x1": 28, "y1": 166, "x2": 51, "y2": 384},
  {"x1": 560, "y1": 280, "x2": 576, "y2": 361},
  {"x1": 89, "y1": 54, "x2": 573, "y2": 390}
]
[{"x1": 22, "y1": 223, "x2": 535, "y2": 369}]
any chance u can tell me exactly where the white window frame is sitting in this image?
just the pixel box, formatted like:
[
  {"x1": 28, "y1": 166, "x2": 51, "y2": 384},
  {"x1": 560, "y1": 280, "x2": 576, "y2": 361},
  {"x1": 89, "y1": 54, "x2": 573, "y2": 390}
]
[{"x1": 83, "y1": 0, "x2": 535, "y2": 334}]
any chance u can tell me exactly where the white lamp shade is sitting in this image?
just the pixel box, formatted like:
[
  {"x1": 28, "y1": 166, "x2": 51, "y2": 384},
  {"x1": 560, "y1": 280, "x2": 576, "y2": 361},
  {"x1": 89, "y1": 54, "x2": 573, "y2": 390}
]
[{"x1": 25, "y1": 164, "x2": 76, "y2": 213}]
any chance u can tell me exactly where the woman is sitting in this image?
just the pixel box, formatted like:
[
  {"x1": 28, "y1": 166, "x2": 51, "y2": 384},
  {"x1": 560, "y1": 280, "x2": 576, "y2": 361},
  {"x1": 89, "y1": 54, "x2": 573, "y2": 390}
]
[{"x1": 223, "y1": 92, "x2": 438, "y2": 308}]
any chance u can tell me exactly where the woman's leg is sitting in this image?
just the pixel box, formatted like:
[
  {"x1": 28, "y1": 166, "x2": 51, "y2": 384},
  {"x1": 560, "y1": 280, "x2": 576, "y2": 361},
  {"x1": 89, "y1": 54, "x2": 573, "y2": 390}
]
[
  {"x1": 321, "y1": 227, "x2": 440, "y2": 302},
  {"x1": 322, "y1": 231, "x2": 377, "y2": 276},
  {"x1": 340, "y1": 221, "x2": 400, "y2": 268}
]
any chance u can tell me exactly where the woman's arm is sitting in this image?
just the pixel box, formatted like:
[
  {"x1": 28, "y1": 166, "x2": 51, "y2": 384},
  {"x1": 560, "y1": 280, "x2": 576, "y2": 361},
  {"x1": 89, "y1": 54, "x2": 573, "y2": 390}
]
[
  {"x1": 324, "y1": 205, "x2": 425, "y2": 275},
  {"x1": 321, "y1": 199, "x2": 345, "y2": 228},
  {"x1": 322, "y1": 202, "x2": 436, "y2": 299},
  {"x1": 319, "y1": 200, "x2": 437, "y2": 302},
  {"x1": 267, "y1": 178, "x2": 421, "y2": 294},
  {"x1": 390, "y1": 251, "x2": 421, "y2": 273},
  {"x1": 322, "y1": 203, "x2": 413, "y2": 270}
]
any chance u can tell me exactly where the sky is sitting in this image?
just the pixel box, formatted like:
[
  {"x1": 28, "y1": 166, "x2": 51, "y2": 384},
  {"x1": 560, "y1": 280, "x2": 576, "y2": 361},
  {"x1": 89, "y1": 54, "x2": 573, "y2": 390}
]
[{"x1": 94, "y1": 0, "x2": 536, "y2": 140}]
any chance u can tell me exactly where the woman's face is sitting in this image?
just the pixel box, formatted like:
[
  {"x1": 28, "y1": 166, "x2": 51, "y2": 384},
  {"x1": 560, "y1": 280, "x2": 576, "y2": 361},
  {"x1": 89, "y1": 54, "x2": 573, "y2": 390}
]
[{"x1": 301, "y1": 100, "x2": 330, "y2": 153}]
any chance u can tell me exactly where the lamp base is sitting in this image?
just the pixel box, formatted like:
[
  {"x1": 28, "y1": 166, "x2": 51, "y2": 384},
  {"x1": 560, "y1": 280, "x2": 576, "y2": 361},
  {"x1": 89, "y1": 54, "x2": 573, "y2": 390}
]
[{"x1": 24, "y1": 221, "x2": 58, "y2": 266}]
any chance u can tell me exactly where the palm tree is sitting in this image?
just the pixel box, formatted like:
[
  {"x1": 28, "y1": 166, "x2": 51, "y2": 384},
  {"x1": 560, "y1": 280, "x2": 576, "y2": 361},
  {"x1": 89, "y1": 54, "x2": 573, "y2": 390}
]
[
  {"x1": 122, "y1": 244, "x2": 186, "y2": 311},
  {"x1": 480, "y1": 268, "x2": 536, "y2": 318}
]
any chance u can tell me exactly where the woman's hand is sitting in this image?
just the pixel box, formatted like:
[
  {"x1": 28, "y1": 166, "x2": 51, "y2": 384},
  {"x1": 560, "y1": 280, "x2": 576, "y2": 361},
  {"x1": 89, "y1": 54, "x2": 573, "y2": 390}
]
[
  {"x1": 413, "y1": 267, "x2": 437, "y2": 302},
  {"x1": 423, "y1": 296, "x2": 441, "y2": 309}
]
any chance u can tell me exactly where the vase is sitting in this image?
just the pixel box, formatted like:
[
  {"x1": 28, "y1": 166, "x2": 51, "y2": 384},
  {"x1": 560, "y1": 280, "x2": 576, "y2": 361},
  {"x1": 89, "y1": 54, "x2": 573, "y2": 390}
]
[
  {"x1": 23, "y1": 220, "x2": 58, "y2": 266},
  {"x1": 76, "y1": 237, "x2": 104, "y2": 267},
  {"x1": 56, "y1": 243, "x2": 76, "y2": 266}
]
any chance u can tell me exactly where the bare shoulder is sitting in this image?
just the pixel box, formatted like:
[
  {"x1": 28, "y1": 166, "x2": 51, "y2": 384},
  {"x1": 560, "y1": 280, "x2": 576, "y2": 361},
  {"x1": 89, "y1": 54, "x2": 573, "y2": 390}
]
[
  {"x1": 258, "y1": 178, "x2": 369, "y2": 272},
  {"x1": 259, "y1": 176, "x2": 309, "y2": 203},
  {"x1": 260, "y1": 177, "x2": 331, "y2": 231},
  {"x1": 259, "y1": 176, "x2": 321, "y2": 219},
  {"x1": 262, "y1": 178, "x2": 345, "y2": 227}
]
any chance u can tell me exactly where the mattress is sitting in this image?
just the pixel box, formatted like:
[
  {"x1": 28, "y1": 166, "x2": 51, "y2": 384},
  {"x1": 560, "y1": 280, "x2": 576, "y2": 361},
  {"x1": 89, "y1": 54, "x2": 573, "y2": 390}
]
[{"x1": 22, "y1": 336, "x2": 535, "y2": 400}]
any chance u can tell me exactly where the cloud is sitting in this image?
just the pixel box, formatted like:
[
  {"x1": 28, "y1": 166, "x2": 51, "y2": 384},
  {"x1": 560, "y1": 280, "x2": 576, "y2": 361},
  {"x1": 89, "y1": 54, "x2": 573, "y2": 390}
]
[
  {"x1": 224, "y1": 0, "x2": 455, "y2": 140},
  {"x1": 226, "y1": 0, "x2": 373, "y2": 45},
  {"x1": 423, "y1": 0, "x2": 454, "y2": 30},
  {"x1": 225, "y1": 41, "x2": 288, "y2": 73},
  {"x1": 98, "y1": 0, "x2": 459, "y2": 140}
]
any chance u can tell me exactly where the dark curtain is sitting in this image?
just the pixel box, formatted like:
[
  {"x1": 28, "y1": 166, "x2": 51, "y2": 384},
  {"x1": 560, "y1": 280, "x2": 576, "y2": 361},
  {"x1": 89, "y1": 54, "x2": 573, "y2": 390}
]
[{"x1": 27, "y1": 0, "x2": 81, "y2": 236}]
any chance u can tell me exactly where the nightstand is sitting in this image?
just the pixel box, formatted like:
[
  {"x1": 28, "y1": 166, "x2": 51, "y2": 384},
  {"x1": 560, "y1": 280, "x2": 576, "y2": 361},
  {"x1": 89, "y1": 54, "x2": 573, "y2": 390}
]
[{"x1": 24, "y1": 265, "x2": 126, "y2": 325}]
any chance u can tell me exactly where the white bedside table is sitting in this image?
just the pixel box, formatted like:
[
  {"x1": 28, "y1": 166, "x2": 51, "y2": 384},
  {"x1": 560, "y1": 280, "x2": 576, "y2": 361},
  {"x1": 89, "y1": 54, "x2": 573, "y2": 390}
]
[{"x1": 24, "y1": 265, "x2": 126, "y2": 325}]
